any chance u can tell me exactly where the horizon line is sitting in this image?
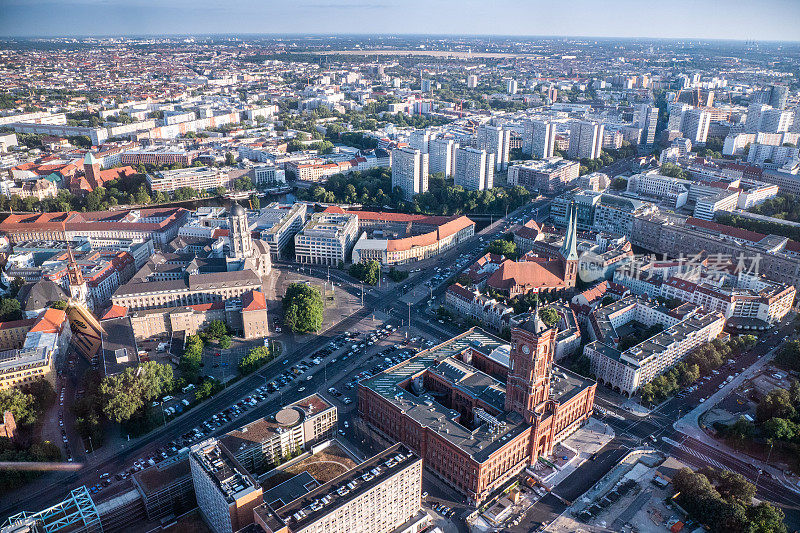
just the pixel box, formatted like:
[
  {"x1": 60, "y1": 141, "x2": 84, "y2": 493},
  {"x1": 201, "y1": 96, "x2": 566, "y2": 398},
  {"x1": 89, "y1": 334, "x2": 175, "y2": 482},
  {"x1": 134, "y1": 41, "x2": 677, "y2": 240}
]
[{"x1": 0, "y1": 32, "x2": 798, "y2": 45}]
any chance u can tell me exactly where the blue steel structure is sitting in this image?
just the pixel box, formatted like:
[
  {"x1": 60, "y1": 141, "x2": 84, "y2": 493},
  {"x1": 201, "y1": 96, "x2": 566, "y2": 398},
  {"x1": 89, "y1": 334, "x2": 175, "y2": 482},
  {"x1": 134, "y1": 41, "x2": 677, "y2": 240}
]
[{"x1": 2, "y1": 486, "x2": 103, "y2": 533}]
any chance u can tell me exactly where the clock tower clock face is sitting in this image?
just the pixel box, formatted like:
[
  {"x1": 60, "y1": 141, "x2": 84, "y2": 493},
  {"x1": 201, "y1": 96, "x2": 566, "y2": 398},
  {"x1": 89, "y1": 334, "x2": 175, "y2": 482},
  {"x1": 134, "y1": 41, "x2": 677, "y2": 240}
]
[{"x1": 521, "y1": 344, "x2": 530, "y2": 354}]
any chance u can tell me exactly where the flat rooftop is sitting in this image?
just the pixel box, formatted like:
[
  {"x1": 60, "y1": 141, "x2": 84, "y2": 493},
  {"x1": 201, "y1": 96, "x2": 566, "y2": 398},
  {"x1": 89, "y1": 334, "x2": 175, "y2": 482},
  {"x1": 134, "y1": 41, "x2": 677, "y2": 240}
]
[
  {"x1": 190, "y1": 440, "x2": 260, "y2": 504},
  {"x1": 255, "y1": 444, "x2": 420, "y2": 532},
  {"x1": 220, "y1": 394, "x2": 333, "y2": 455},
  {"x1": 132, "y1": 452, "x2": 191, "y2": 496}
]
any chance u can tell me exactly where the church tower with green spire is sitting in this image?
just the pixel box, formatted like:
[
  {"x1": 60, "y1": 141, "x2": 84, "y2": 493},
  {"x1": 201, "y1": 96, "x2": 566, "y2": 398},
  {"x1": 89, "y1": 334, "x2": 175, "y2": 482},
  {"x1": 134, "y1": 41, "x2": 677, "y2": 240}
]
[{"x1": 559, "y1": 201, "x2": 579, "y2": 287}]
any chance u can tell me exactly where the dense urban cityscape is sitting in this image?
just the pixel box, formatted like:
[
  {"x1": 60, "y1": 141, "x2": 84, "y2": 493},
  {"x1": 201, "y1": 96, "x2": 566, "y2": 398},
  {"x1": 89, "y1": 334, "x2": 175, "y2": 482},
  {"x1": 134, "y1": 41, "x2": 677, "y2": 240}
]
[{"x1": 0, "y1": 10, "x2": 799, "y2": 533}]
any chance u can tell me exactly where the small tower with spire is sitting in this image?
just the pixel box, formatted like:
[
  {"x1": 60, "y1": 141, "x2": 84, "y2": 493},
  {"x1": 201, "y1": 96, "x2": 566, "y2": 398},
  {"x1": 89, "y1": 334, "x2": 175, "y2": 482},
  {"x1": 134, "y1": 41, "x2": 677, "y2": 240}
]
[
  {"x1": 559, "y1": 201, "x2": 579, "y2": 287},
  {"x1": 83, "y1": 151, "x2": 102, "y2": 189},
  {"x1": 227, "y1": 201, "x2": 253, "y2": 260},
  {"x1": 66, "y1": 245, "x2": 91, "y2": 309}
]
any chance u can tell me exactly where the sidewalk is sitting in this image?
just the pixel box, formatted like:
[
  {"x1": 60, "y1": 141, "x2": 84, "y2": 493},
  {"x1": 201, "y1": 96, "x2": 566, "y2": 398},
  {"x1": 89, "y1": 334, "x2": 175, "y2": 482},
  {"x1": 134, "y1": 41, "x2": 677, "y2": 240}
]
[
  {"x1": 547, "y1": 448, "x2": 662, "y2": 533},
  {"x1": 673, "y1": 342, "x2": 800, "y2": 493},
  {"x1": 539, "y1": 418, "x2": 615, "y2": 489}
]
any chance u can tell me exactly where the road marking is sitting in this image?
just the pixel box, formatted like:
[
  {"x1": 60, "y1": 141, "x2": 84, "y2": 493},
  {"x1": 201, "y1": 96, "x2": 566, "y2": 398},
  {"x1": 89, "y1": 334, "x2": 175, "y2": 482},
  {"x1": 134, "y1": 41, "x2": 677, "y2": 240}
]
[{"x1": 662, "y1": 437, "x2": 729, "y2": 471}]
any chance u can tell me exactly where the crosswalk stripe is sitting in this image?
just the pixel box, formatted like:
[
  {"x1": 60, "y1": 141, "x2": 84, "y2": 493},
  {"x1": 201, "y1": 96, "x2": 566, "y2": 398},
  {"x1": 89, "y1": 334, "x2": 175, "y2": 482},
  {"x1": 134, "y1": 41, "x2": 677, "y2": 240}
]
[{"x1": 662, "y1": 437, "x2": 730, "y2": 471}]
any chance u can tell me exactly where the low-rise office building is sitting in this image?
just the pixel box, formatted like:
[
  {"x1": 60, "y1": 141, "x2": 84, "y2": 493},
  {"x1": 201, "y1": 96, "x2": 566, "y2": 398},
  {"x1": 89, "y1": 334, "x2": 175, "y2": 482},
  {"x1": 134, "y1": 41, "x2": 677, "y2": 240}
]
[
  {"x1": 220, "y1": 394, "x2": 336, "y2": 475},
  {"x1": 349, "y1": 210, "x2": 475, "y2": 266},
  {"x1": 507, "y1": 158, "x2": 580, "y2": 194},
  {"x1": 125, "y1": 289, "x2": 269, "y2": 340},
  {"x1": 254, "y1": 203, "x2": 308, "y2": 260},
  {"x1": 120, "y1": 147, "x2": 196, "y2": 167},
  {"x1": 0, "y1": 207, "x2": 189, "y2": 247},
  {"x1": 0, "y1": 308, "x2": 71, "y2": 391},
  {"x1": 613, "y1": 257, "x2": 795, "y2": 329},
  {"x1": 584, "y1": 296, "x2": 725, "y2": 396},
  {"x1": 147, "y1": 166, "x2": 231, "y2": 194},
  {"x1": 294, "y1": 212, "x2": 359, "y2": 266}
]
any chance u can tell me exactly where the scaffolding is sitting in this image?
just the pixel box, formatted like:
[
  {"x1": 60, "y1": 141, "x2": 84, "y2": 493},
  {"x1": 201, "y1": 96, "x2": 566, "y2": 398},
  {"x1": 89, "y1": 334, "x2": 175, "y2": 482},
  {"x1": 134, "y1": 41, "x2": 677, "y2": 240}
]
[{"x1": 2, "y1": 486, "x2": 103, "y2": 533}]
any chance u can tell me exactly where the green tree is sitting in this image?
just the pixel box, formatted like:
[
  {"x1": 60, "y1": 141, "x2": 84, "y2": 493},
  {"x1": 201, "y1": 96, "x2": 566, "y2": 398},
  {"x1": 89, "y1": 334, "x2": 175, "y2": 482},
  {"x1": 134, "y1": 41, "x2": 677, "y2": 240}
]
[
  {"x1": 282, "y1": 283, "x2": 324, "y2": 333},
  {"x1": 756, "y1": 388, "x2": 796, "y2": 423},
  {"x1": 538, "y1": 307, "x2": 559, "y2": 327},
  {"x1": 349, "y1": 260, "x2": 381, "y2": 285},
  {"x1": 225, "y1": 152, "x2": 236, "y2": 166},
  {"x1": 746, "y1": 502, "x2": 787, "y2": 533},
  {"x1": 219, "y1": 335, "x2": 232, "y2": 349},
  {"x1": 387, "y1": 268, "x2": 409, "y2": 282},
  {"x1": 99, "y1": 362, "x2": 173, "y2": 423},
  {"x1": 776, "y1": 340, "x2": 800, "y2": 372},
  {"x1": 660, "y1": 162, "x2": 690, "y2": 179},
  {"x1": 238, "y1": 346, "x2": 272, "y2": 375},
  {"x1": 205, "y1": 320, "x2": 228, "y2": 340},
  {"x1": 487, "y1": 238, "x2": 517, "y2": 259},
  {"x1": 233, "y1": 177, "x2": 254, "y2": 191},
  {"x1": 0, "y1": 388, "x2": 37, "y2": 425},
  {"x1": 762, "y1": 417, "x2": 796, "y2": 441},
  {"x1": 609, "y1": 177, "x2": 627, "y2": 190},
  {"x1": 50, "y1": 300, "x2": 68, "y2": 310},
  {"x1": 180, "y1": 334, "x2": 204, "y2": 381},
  {"x1": 0, "y1": 299, "x2": 22, "y2": 321},
  {"x1": 215, "y1": 186, "x2": 227, "y2": 197},
  {"x1": 136, "y1": 361, "x2": 174, "y2": 402}
]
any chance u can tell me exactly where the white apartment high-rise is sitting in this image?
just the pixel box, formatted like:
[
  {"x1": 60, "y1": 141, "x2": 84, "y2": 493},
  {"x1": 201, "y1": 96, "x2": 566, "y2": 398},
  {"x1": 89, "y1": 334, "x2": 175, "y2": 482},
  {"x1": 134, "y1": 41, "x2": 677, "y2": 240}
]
[
  {"x1": 454, "y1": 146, "x2": 494, "y2": 191},
  {"x1": 681, "y1": 108, "x2": 710, "y2": 143},
  {"x1": 791, "y1": 106, "x2": 800, "y2": 134},
  {"x1": 467, "y1": 74, "x2": 478, "y2": 88},
  {"x1": 391, "y1": 147, "x2": 429, "y2": 200},
  {"x1": 745, "y1": 103, "x2": 770, "y2": 134},
  {"x1": 568, "y1": 121, "x2": 604, "y2": 160},
  {"x1": 667, "y1": 102, "x2": 690, "y2": 132},
  {"x1": 759, "y1": 84, "x2": 789, "y2": 110},
  {"x1": 523, "y1": 119, "x2": 556, "y2": 159},
  {"x1": 638, "y1": 105, "x2": 658, "y2": 145},
  {"x1": 759, "y1": 108, "x2": 793, "y2": 134},
  {"x1": 477, "y1": 124, "x2": 510, "y2": 171},
  {"x1": 408, "y1": 129, "x2": 434, "y2": 154},
  {"x1": 507, "y1": 79, "x2": 518, "y2": 95},
  {"x1": 429, "y1": 137, "x2": 458, "y2": 177}
]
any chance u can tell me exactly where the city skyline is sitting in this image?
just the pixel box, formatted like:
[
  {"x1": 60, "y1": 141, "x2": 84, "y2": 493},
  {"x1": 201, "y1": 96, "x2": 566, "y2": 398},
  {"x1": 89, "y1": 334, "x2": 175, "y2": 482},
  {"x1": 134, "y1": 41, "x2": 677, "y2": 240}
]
[{"x1": 1, "y1": 0, "x2": 799, "y2": 41}]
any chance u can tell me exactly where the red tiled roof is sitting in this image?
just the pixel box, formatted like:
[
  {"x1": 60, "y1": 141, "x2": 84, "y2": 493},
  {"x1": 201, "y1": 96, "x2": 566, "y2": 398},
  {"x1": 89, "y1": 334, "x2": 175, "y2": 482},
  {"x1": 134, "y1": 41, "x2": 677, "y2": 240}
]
[
  {"x1": 29, "y1": 308, "x2": 67, "y2": 334},
  {"x1": 346, "y1": 210, "x2": 425, "y2": 223},
  {"x1": 578, "y1": 281, "x2": 610, "y2": 304},
  {"x1": 0, "y1": 207, "x2": 187, "y2": 235},
  {"x1": 664, "y1": 276, "x2": 698, "y2": 293},
  {"x1": 242, "y1": 290, "x2": 267, "y2": 312},
  {"x1": 387, "y1": 231, "x2": 438, "y2": 252},
  {"x1": 685, "y1": 217, "x2": 766, "y2": 243},
  {"x1": 0, "y1": 318, "x2": 36, "y2": 331},
  {"x1": 101, "y1": 305, "x2": 128, "y2": 320},
  {"x1": 487, "y1": 258, "x2": 567, "y2": 291},
  {"x1": 446, "y1": 283, "x2": 475, "y2": 301},
  {"x1": 436, "y1": 216, "x2": 475, "y2": 239},
  {"x1": 187, "y1": 302, "x2": 226, "y2": 312}
]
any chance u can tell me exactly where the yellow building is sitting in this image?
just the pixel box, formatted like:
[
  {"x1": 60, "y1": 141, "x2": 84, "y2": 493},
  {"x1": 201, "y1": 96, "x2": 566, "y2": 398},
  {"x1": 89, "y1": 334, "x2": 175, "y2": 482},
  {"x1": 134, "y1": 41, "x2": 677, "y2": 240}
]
[{"x1": 0, "y1": 309, "x2": 70, "y2": 391}]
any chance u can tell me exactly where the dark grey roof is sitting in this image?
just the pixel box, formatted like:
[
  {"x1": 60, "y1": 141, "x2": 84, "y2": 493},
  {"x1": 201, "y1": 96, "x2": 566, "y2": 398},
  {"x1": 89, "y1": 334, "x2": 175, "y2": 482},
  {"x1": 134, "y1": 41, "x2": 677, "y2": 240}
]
[
  {"x1": 22, "y1": 279, "x2": 67, "y2": 312},
  {"x1": 230, "y1": 202, "x2": 246, "y2": 217}
]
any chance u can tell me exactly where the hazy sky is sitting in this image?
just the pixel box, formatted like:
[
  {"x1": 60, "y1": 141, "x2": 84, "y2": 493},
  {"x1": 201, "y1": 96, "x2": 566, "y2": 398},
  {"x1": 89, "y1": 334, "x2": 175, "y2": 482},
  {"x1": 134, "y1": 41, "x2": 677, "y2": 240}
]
[{"x1": 1, "y1": 0, "x2": 798, "y2": 41}]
